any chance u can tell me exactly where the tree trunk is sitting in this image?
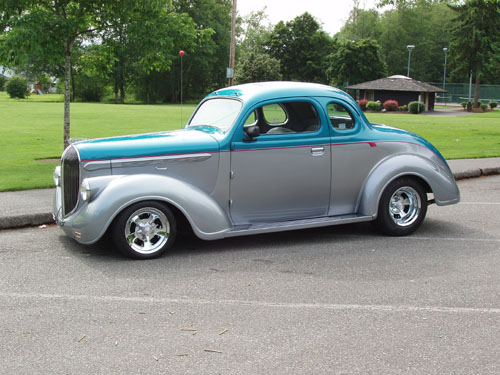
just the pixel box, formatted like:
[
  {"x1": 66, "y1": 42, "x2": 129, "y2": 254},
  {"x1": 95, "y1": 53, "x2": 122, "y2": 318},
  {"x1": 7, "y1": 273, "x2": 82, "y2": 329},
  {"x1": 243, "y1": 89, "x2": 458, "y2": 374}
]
[
  {"x1": 114, "y1": 68, "x2": 119, "y2": 103},
  {"x1": 63, "y1": 40, "x2": 73, "y2": 149},
  {"x1": 119, "y1": 70, "x2": 125, "y2": 104},
  {"x1": 473, "y1": 72, "x2": 480, "y2": 108},
  {"x1": 70, "y1": 65, "x2": 75, "y2": 102}
]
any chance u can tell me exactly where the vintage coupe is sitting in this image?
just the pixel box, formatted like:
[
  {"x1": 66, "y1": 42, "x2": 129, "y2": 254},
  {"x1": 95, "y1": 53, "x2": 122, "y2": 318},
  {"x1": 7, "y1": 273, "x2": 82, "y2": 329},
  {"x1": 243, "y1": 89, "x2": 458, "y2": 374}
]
[{"x1": 53, "y1": 82, "x2": 460, "y2": 259}]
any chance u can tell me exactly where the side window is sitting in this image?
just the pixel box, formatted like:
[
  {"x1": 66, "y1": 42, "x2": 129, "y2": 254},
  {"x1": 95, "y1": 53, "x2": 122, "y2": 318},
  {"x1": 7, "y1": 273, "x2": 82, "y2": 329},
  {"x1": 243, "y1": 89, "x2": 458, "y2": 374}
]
[
  {"x1": 257, "y1": 101, "x2": 320, "y2": 135},
  {"x1": 243, "y1": 110, "x2": 257, "y2": 127},
  {"x1": 262, "y1": 104, "x2": 287, "y2": 125},
  {"x1": 327, "y1": 102, "x2": 355, "y2": 131}
]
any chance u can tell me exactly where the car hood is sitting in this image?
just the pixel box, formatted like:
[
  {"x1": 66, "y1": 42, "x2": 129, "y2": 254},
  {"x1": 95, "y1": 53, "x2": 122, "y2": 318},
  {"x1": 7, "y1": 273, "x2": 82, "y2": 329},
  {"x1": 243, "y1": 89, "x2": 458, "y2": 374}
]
[{"x1": 74, "y1": 128, "x2": 220, "y2": 162}]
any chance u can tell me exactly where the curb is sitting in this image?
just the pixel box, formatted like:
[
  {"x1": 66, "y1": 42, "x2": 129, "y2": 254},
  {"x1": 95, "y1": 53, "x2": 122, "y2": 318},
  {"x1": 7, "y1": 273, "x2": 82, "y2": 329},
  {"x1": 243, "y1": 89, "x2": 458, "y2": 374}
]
[
  {"x1": 453, "y1": 167, "x2": 500, "y2": 180},
  {"x1": 1, "y1": 168, "x2": 499, "y2": 231},
  {"x1": 0, "y1": 213, "x2": 54, "y2": 230}
]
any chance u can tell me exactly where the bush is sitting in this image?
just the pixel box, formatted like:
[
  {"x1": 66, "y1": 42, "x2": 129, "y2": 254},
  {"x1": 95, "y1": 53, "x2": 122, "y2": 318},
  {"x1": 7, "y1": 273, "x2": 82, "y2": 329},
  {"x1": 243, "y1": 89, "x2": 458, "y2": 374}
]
[
  {"x1": 399, "y1": 105, "x2": 407, "y2": 112},
  {"x1": 480, "y1": 103, "x2": 488, "y2": 110},
  {"x1": 366, "y1": 101, "x2": 381, "y2": 111},
  {"x1": 74, "y1": 73, "x2": 106, "y2": 102},
  {"x1": 383, "y1": 99, "x2": 399, "y2": 111},
  {"x1": 461, "y1": 101, "x2": 467, "y2": 109},
  {"x1": 0, "y1": 75, "x2": 6, "y2": 91},
  {"x1": 358, "y1": 99, "x2": 369, "y2": 111},
  {"x1": 477, "y1": 100, "x2": 482, "y2": 106},
  {"x1": 489, "y1": 101, "x2": 498, "y2": 109},
  {"x1": 6, "y1": 76, "x2": 30, "y2": 99},
  {"x1": 408, "y1": 101, "x2": 425, "y2": 114}
]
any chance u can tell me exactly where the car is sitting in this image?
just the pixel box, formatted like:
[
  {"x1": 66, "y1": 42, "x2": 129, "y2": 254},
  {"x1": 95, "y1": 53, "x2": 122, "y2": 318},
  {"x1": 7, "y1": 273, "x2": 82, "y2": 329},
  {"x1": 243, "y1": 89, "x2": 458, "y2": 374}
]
[{"x1": 53, "y1": 81, "x2": 460, "y2": 259}]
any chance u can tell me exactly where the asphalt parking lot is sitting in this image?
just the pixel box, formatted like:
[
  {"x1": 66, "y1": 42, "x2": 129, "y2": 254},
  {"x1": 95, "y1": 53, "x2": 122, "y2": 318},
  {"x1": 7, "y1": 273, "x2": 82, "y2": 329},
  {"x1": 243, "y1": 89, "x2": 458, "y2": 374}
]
[{"x1": 1, "y1": 176, "x2": 499, "y2": 374}]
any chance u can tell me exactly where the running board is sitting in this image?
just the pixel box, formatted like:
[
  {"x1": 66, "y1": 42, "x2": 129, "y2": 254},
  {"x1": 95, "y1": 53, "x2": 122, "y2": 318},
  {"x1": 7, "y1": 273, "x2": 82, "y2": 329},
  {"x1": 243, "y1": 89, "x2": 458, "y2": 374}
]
[{"x1": 224, "y1": 214, "x2": 374, "y2": 238}]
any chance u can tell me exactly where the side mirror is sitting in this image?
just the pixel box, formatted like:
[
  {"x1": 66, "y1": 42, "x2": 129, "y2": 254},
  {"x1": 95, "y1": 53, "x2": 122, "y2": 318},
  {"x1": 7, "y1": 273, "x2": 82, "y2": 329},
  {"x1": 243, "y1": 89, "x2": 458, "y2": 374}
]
[{"x1": 244, "y1": 125, "x2": 260, "y2": 141}]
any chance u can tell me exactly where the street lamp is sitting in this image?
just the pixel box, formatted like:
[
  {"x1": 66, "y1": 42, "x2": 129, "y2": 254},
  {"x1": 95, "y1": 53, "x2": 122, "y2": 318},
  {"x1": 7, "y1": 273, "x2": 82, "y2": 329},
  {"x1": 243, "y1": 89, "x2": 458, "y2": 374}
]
[
  {"x1": 407, "y1": 45, "x2": 415, "y2": 77},
  {"x1": 442, "y1": 47, "x2": 448, "y2": 105}
]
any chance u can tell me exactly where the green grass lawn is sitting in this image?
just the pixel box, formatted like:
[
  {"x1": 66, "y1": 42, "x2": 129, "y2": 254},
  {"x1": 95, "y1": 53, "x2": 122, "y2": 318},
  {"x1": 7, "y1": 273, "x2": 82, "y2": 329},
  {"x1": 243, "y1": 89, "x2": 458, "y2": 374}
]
[
  {"x1": 365, "y1": 111, "x2": 500, "y2": 160},
  {"x1": 1, "y1": 91, "x2": 500, "y2": 191}
]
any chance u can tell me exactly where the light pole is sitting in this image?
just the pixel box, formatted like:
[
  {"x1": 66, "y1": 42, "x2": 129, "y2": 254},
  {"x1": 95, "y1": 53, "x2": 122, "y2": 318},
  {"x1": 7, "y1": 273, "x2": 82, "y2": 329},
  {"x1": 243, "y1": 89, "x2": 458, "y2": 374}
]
[
  {"x1": 407, "y1": 45, "x2": 415, "y2": 77},
  {"x1": 442, "y1": 47, "x2": 448, "y2": 104}
]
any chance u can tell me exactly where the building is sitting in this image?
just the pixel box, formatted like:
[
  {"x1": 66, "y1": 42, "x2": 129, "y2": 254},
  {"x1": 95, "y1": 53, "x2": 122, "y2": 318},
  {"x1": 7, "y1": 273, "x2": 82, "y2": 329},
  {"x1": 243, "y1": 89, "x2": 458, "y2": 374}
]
[{"x1": 346, "y1": 75, "x2": 446, "y2": 111}]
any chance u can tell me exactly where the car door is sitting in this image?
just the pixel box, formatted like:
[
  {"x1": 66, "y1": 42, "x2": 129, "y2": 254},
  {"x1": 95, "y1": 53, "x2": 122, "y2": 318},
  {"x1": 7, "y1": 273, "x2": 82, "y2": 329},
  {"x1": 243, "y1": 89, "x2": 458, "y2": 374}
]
[{"x1": 229, "y1": 99, "x2": 331, "y2": 224}]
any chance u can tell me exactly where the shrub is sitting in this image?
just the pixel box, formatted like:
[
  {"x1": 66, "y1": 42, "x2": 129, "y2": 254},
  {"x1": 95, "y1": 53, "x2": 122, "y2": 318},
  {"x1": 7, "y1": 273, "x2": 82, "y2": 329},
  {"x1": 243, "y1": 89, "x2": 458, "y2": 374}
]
[
  {"x1": 489, "y1": 101, "x2": 498, "y2": 109},
  {"x1": 0, "y1": 75, "x2": 6, "y2": 91},
  {"x1": 383, "y1": 99, "x2": 399, "y2": 111},
  {"x1": 477, "y1": 100, "x2": 482, "y2": 107},
  {"x1": 74, "y1": 74, "x2": 106, "y2": 102},
  {"x1": 358, "y1": 99, "x2": 369, "y2": 111},
  {"x1": 6, "y1": 76, "x2": 30, "y2": 99},
  {"x1": 366, "y1": 101, "x2": 381, "y2": 111},
  {"x1": 408, "y1": 101, "x2": 425, "y2": 114},
  {"x1": 461, "y1": 101, "x2": 467, "y2": 109},
  {"x1": 399, "y1": 105, "x2": 408, "y2": 112},
  {"x1": 480, "y1": 103, "x2": 488, "y2": 110}
]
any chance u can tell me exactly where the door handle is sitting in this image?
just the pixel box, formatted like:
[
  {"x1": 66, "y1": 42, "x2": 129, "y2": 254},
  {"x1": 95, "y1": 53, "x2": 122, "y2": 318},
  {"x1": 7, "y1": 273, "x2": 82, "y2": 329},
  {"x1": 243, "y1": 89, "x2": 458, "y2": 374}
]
[{"x1": 311, "y1": 147, "x2": 325, "y2": 156}]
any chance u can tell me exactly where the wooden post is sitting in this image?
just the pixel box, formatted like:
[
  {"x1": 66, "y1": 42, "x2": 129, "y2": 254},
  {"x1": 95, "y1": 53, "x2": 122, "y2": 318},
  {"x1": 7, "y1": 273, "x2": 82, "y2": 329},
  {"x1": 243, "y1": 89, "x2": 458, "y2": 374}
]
[{"x1": 228, "y1": 0, "x2": 237, "y2": 86}]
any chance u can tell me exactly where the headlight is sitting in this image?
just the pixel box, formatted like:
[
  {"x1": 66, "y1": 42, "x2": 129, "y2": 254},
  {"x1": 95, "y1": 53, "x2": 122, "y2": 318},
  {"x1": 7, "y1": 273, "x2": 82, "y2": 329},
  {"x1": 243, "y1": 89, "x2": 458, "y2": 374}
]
[
  {"x1": 80, "y1": 179, "x2": 91, "y2": 201},
  {"x1": 53, "y1": 166, "x2": 61, "y2": 187}
]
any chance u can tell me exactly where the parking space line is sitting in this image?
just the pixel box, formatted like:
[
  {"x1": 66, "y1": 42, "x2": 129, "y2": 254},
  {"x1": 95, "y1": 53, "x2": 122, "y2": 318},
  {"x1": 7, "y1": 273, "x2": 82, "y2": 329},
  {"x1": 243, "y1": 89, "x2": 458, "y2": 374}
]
[
  {"x1": 2, "y1": 292, "x2": 500, "y2": 315},
  {"x1": 408, "y1": 237, "x2": 499, "y2": 242},
  {"x1": 457, "y1": 202, "x2": 500, "y2": 205}
]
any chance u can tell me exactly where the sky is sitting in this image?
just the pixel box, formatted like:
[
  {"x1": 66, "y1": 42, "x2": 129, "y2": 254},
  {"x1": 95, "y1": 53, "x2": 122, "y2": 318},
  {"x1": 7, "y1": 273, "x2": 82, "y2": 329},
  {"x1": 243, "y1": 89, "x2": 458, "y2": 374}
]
[{"x1": 237, "y1": 0, "x2": 384, "y2": 36}]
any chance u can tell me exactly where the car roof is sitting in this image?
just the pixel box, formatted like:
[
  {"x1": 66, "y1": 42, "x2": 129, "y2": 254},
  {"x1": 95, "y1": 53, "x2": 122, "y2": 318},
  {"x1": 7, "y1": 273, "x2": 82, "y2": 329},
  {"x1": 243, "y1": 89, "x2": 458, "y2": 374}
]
[{"x1": 206, "y1": 81, "x2": 352, "y2": 104}]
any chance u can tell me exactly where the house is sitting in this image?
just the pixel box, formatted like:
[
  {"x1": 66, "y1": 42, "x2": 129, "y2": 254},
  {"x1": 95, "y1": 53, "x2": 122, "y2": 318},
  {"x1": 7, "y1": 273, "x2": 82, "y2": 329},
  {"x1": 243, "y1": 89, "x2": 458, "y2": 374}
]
[{"x1": 346, "y1": 75, "x2": 446, "y2": 112}]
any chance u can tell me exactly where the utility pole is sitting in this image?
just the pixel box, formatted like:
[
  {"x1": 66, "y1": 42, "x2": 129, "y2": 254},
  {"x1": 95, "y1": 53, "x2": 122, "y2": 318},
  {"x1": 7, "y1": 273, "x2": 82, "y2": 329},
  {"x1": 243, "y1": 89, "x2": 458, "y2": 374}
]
[{"x1": 228, "y1": 0, "x2": 237, "y2": 86}]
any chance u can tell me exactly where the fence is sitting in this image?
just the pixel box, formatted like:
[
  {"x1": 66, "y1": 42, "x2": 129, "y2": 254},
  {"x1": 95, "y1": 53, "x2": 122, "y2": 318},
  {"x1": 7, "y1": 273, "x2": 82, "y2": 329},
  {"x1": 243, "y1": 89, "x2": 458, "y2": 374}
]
[{"x1": 430, "y1": 82, "x2": 500, "y2": 104}]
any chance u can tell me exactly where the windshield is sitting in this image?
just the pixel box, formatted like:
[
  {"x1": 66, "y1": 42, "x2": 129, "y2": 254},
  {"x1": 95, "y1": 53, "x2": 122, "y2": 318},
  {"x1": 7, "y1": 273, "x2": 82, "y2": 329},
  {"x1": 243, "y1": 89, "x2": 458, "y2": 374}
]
[{"x1": 188, "y1": 98, "x2": 242, "y2": 132}]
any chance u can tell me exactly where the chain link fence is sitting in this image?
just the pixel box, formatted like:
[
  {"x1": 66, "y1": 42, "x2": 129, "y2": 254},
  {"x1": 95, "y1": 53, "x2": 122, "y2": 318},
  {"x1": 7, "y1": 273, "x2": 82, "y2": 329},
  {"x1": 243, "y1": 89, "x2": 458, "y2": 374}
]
[{"x1": 431, "y1": 83, "x2": 500, "y2": 104}]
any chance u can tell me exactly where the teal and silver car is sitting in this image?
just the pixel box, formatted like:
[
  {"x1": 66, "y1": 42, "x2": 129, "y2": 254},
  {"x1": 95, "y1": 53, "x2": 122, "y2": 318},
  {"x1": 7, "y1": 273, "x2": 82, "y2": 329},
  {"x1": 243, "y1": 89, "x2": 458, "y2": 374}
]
[{"x1": 53, "y1": 82, "x2": 460, "y2": 259}]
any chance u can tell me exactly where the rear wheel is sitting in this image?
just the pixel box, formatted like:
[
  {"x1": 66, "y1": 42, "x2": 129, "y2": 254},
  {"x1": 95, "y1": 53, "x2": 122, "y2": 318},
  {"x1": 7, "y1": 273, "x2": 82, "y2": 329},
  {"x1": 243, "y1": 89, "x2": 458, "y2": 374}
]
[
  {"x1": 112, "y1": 201, "x2": 176, "y2": 259},
  {"x1": 374, "y1": 177, "x2": 427, "y2": 236}
]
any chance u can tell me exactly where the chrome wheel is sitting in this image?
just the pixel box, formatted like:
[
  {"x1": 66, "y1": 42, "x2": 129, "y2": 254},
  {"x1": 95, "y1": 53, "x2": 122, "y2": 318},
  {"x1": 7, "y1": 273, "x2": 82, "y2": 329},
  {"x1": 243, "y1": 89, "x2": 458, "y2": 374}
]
[
  {"x1": 388, "y1": 186, "x2": 421, "y2": 227},
  {"x1": 124, "y1": 207, "x2": 170, "y2": 255},
  {"x1": 374, "y1": 177, "x2": 427, "y2": 236}
]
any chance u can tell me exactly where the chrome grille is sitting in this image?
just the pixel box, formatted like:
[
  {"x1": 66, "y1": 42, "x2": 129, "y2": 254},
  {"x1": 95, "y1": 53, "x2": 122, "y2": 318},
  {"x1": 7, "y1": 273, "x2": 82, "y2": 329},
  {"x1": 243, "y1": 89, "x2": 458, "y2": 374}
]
[{"x1": 62, "y1": 146, "x2": 80, "y2": 216}]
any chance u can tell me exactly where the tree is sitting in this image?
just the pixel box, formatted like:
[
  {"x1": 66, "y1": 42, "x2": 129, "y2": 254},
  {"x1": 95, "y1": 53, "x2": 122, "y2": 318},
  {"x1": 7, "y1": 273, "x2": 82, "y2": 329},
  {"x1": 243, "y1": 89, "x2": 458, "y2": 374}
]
[
  {"x1": 448, "y1": 0, "x2": 500, "y2": 107},
  {"x1": 170, "y1": 0, "x2": 232, "y2": 100},
  {"x1": 336, "y1": 8, "x2": 383, "y2": 42},
  {"x1": 328, "y1": 39, "x2": 387, "y2": 88},
  {"x1": 234, "y1": 51, "x2": 282, "y2": 84},
  {"x1": 267, "y1": 13, "x2": 334, "y2": 83},
  {"x1": 117, "y1": 5, "x2": 201, "y2": 104},
  {"x1": 376, "y1": 1, "x2": 454, "y2": 81},
  {"x1": 0, "y1": 0, "x2": 126, "y2": 149},
  {"x1": 237, "y1": 9, "x2": 273, "y2": 55},
  {"x1": 234, "y1": 9, "x2": 280, "y2": 84}
]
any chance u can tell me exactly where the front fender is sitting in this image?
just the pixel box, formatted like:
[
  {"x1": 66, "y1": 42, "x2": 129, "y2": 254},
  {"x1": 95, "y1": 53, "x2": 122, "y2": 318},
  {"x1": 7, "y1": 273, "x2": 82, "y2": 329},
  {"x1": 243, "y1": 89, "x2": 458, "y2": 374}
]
[
  {"x1": 68, "y1": 174, "x2": 231, "y2": 244},
  {"x1": 358, "y1": 154, "x2": 460, "y2": 217}
]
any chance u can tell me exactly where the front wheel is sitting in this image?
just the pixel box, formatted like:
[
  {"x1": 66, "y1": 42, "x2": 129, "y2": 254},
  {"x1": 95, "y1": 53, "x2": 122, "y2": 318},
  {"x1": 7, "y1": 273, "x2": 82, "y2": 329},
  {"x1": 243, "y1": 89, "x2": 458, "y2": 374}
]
[
  {"x1": 374, "y1": 177, "x2": 427, "y2": 236},
  {"x1": 112, "y1": 201, "x2": 177, "y2": 259}
]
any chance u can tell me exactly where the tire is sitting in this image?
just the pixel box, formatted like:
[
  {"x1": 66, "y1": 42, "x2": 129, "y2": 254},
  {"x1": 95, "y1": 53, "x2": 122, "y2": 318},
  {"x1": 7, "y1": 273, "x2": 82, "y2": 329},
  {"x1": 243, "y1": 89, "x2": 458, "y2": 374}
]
[
  {"x1": 111, "y1": 201, "x2": 177, "y2": 259},
  {"x1": 374, "y1": 177, "x2": 427, "y2": 236}
]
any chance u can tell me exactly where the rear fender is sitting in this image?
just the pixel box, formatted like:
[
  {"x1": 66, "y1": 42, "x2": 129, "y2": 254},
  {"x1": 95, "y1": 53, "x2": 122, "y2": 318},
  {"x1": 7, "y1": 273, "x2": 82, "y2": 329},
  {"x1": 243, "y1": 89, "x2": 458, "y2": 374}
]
[{"x1": 358, "y1": 154, "x2": 460, "y2": 217}]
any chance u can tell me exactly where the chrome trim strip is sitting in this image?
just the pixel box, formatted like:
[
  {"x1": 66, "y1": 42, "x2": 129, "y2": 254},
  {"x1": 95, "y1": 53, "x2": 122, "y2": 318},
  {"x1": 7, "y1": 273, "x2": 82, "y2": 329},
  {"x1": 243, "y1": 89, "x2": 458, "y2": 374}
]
[
  {"x1": 111, "y1": 153, "x2": 212, "y2": 168},
  {"x1": 83, "y1": 160, "x2": 111, "y2": 171}
]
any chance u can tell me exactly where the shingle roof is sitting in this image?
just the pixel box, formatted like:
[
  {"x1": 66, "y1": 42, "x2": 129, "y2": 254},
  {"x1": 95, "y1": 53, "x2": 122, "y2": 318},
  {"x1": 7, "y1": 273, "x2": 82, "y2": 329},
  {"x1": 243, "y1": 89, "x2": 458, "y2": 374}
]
[{"x1": 347, "y1": 75, "x2": 446, "y2": 93}]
